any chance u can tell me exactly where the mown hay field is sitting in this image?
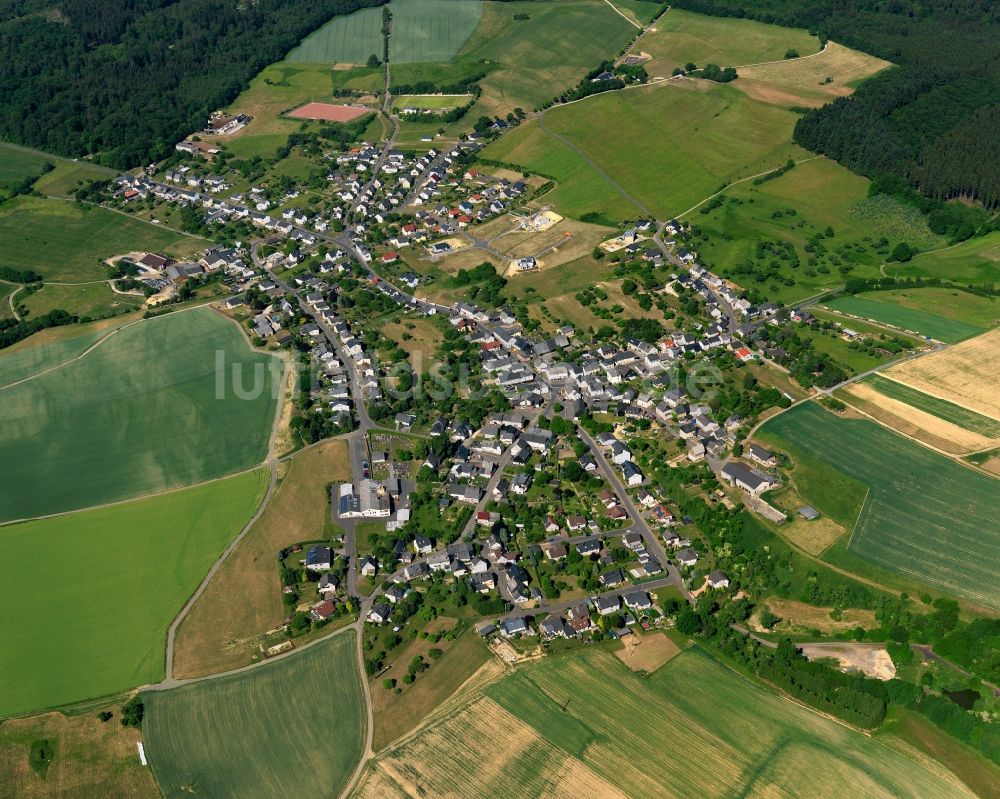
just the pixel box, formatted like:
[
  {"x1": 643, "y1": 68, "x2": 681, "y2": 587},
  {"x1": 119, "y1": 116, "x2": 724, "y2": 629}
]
[
  {"x1": 0, "y1": 469, "x2": 268, "y2": 717},
  {"x1": 822, "y1": 294, "x2": 985, "y2": 343},
  {"x1": 173, "y1": 440, "x2": 351, "y2": 679},
  {"x1": 0, "y1": 307, "x2": 279, "y2": 522},
  {"x1": 884, "y1": 327, "x2": 1000, "y2": 420},
  {"x1": 641, "y1": 7, "x2": 821, "y2": 78},
  {"x1": 759, "y1": 402, "x2": 1000, "y2": 611},
  {"x1": 352, "y1": 647, "x2": 974, "y2": 798},
  {"x1": 145, "y1": 630, "x2": 364, "y2": 799},
  {"x1": 0, "y1": 195, "x2": 207, "y2": 282},
  {"x1": 0, "y1": 143, "x2": 54, "y2": 184},
  {"x1": 287, "y1": 4, "x2": 383, "y2": 64}
]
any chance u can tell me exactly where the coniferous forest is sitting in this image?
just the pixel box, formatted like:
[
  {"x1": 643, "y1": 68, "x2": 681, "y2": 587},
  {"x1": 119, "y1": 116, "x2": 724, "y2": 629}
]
[
  {"x1": 0, "y1": 0, "x2": 383, "y2": 168},
  {"x1": 673, "y1": 0, "x2": 1000, "y2": 208}
]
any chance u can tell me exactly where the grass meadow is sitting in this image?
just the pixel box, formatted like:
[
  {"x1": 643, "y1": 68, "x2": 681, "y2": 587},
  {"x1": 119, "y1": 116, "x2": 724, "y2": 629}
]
[
  {"x1": 0, "y1": 195, "x2": 207, "y2": 282},
  {"x1": 0, "y1": 307, "x2": 280, "y2": 522},
  {"x1": 759, "y1": 402, "x2": 1000, "y2": 611},
  {"x1": 0, "y1": 143, "x2": 54, "y2": 185},
  {"x1": 353, "y1": 646, "x2": 975, "y2": 798},
  {"x1": 822, "y1": 294, "x2": 987, "y2": 342},
  {"x1": 493, "y1": 81, "x2": 802, "y2": 221},
  {"x1": 898, "y1": 231, "x2": 1000, "y2": 285},
  {"x1": 641, "y1": 7, "x2": 821, "y2": 78},
  {"x1": 31, "y1": 158, "x2": 114, "y2": 197},
  {"x1": 0, "y1": 468, "x2": 269, "y2": 717},
  {"x1": 863, "y1": 375, "x2": 1000, "y2": 438},
  {"x1": 287, "y1": 5, "x2": 383, "y2": 64},
  {"x1": 145, "y1": 630, "x2": 364, "y2": 799},
  {"x1": 19, "y1": 280, "x2": 144, "y2": 321}
]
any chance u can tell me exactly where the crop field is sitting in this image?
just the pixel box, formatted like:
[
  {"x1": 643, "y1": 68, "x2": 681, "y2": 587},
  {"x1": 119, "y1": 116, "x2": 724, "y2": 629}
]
[
  {"x1": 145, "y1": 630, "x2": 364, "y2": 799},
  {"x1": 0, "y1": 143, "x2": 53, "y2": 184},
  {"x1": 612, "y1": 0, "x2": 664, "y2": 25},
  {"x1": 287, "y1": 5, "x2": 383, "y2": 63},
  {"x1": 0, "y1": 468, "x2": 268, "y2": 717},
  {"x1": 390, "y1": 0, "x2": 484, "y2": 63},
  {"x1": 0, "y1": 195, "x2": 207, "y2": 282},
  {"x1": 172, "y1": 440, "x2": 350, "y2": 679},
  {"x1": 641, "y1": 8, "x2": 820, "y2": 78},
  {"x1": 737, "y1": 42, "x2": 891, "y2": 108},
  {"x1": 0, "y1": 307, "x2": 280, "y2": 522},
  {"x1": 884, "y1": 328, "x2": 1000, "y2": 420},
  {"x1": 352, "y1": 647, "x2": 974, "y2": 798},
  {"x1": 691, "y1": 158, "x2": 945, "y2": 304},
  {"x1": 821, "y1": 295, "x2": 985, "y2": 342},
  {"x1": 863, "y1": 375, "x2": 1000, "y2": 438},
  {"x1": 393, "y1": 93, "x2": 472, "y2": 110},
  {"x1": 759, "y1": 402, "x2": 1000, "y2": 610},
  {"x1": 532, "y1": 82, "x2": 801, "y2": 220}
]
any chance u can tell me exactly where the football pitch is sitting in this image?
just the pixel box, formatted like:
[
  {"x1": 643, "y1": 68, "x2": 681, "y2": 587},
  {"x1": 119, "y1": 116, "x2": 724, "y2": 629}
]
[
  {"x1": 144, "y1": 630, "x2": 365, "y2": 799},
  {"x1": 0, "y1": 307, "x2": 281, "y2": 522},
  {"x1": 759, "y1": 402, "x2": 1000, "y2": 610},
  {"x1": 0, "y1": 468, "x2": 269, "y2": 717},
  {"x1": 353, "y1": 647, "x2": 974, "y2": 798}
]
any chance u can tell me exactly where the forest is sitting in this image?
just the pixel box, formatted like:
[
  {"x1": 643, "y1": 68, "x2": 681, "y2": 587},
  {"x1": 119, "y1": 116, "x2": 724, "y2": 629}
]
[
  {"x1": 0, "y1": 0, "x2": 383, "y2": 167},
  {"x1": 672, "y1": 0, "x2": 1000, "y2": 208}
]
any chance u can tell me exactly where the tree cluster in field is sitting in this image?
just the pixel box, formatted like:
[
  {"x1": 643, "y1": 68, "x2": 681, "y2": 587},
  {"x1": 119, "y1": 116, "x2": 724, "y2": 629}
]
[
  {"x1": 842, "y1": 275, "x2": 999, "y2": 300},
  {"x1": 0, "y1": 309, "x2": 77, "y2": 350},
  {"x1": 670, "y1": 0, "x2": 1000, "y2": 208},
  {"x1": 0, "y1": 0, "x2": 385, "y2": 167}
]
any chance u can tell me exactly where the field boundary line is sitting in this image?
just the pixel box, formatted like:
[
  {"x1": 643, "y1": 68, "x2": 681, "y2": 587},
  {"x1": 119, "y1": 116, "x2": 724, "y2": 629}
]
[
  {"x1": 736, "y1": 40, "x2": 829, "y2": 69},
  {"x1": 43, "y1": 194, "x2": 214, "y2": 243},
  {"x1": 603, "y1": 0, "x2": 642, "y2": 29},
  {"x1": 875, "y1": 370, "x2": 1000, "y2": 424},
  {"x1": 0, "y1": 300, "x2": 216, "y2": 392},
  {"x1": 845, "y1": 488, "x2": 871, "y2": 552}
]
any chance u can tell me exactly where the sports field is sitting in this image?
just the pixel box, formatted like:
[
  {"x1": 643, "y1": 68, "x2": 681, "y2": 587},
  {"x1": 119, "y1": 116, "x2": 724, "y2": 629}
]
[
  {"x1": 641, "y1": 7, "x2": 821, "y2": 78},
  {"x1": 172, "y1": 440, "x2": 351, "y2": 679},
  {"x1": 0, "y1": 307, "x2": 280, "y2": 522},
  {"x1": 759, "y1": 402, "x2": 1000, "y2": 610},
  {"x1": 489, "y1": 82, "x2": 801, "y2": 221},
  {"x1": 352, "y1": 647, "x2": 974, "y2": 798},
  {"x1": 0, "y1": 195, "x2": 207, "y2": 282},
  {"x1": 145, "y1": 630, "x2": 365, "y2": 799},
  {"x1": 0, "y1": 468, "x2": 268, "y2": 717},
  {"x1": 822, "y1": 295, "x2": 985, "y2": 342},
  {"x1": 863, "y1": 375, "x2": 1000, "y2": 438},
  {"x1": 884, "y1": 328, "x2": 1000, "y2": 421}
]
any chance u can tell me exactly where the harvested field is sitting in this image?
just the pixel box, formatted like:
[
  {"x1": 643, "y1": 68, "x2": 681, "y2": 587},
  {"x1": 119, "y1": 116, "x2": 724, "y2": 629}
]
[
  {"x1": 884, "y1": 328, "x2": 1000, "y2": 421},
  {"x1": 172, "y1": 440, "x2": 350, "y2": 679},
  {"x1": 288, "y1": 101, "x2": 371, "y2": 121},
  {"x1": 145, "y1": 630, "x2": 364, "y2": 799},
  {"x1": 0, "y1": 704, "x2": 157, "y2": 799},
  {"x1": 352, "y1": 647, "x2": 975, "y2": 798},
  {"x1": 839, "y1": 382, "x2": 997, "y2": 455},
  {"x1": 615, "y1": 631, "x2": 680, "y2": 673},
  {"x1": 737, "y1": 42, "x2": 891, "y2": 108},
  {"x1": 759, "y1": 402, "x2": 1000, "y2": 610}
]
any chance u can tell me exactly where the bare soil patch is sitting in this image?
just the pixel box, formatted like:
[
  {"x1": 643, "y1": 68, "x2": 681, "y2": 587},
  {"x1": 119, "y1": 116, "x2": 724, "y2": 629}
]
[
  {"x1": 884, "y1": 330, "x2": 1000, "y2": 421},
  {"x1": 799, "y1": 643, "x2": 896, "y2": 680},
  {"x1": 615, "y1": 631, "x2": 680, "y2": 673}
]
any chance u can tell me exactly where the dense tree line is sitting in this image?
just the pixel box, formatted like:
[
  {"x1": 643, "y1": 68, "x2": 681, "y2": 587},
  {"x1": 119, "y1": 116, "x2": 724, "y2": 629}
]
[
  {"x1": 671, "y1": 0, "x2": 1000, "y2": 208},
  {"x1": 0, "y1": 0, "x2": 384, "y2": 167},
  {"x1": 0, "y1": 309, "x2": 77, "y2": 349}
]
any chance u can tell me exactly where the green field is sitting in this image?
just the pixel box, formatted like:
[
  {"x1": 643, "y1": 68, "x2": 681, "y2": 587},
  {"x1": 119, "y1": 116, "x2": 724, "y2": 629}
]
[
  {"x1": 19, "y1": 280, "x2": 144, "y2": 321},
  {"x1": 393, "y1": 93, "x2": 472, "y2": 110},
  {"x1": 863, "y1": 375, "x2": 1000, "y2": 437},
  {"x1": 289, "y1": 0, "x2": 483, "y2": 64},
  {"x1": 354, "y1": 646, "x2": 975, "y2": 798},
  {"x1": 688, "y1": 157, "x2": 946, "y2": 304},
  {"x1": 641, "y1": 7, "x2": 821, "y2": 77},
  {"x1": 898, "y1": 232, "x2": 1000, "y2": 285},
  {"x1": 759, "y1": 402, "x2": 1000, "y2": 610},
  {"x1": 145, "y1": 630, "x2": 365, "y2": 799},
  {"x1": 0, "y1": 324, "x2": 117, "y2": 386},
  {"x1": 0, "y1": 195, "x2": 207, "y2": 282},
  {"x1": 31, "y1": 158, "x2": 114, "y2": 198},
  {"x1": 0, "y1": 143, "x2": 53, "y2": 185},
  {"x1": 822, "y1": 295, "x2": 986, "y2": 342},
  {"x1": 0, "y1": 307, "x2": 280, "y2": 522},
  {"x1": 487, "y1": 82, "x2": 800, "y2": 221},
  {"x1": 612, "y1": 0, "x2": 665, "y2": 25},
  {"x1": 0, "y1": 469, "x2": 268, "y2": 717}
]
